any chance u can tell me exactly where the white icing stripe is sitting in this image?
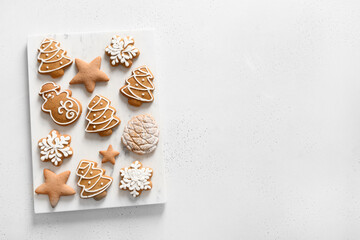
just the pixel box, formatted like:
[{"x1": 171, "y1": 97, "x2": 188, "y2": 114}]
[
  {"x1": 39, "y1": 82, "x2": 81, "y2": 125},
  {"x1": 85, "y1": 95, "x2": 120, "y2": 133},
  {"x1": 37, "y1": 38, "x2": 73, "y2": 73},
  {"x1": 76, "y1": 160, "x2": 112, "y2": 198},
  {"x1": 120, "y1": 66, "x2": 154, "y2": 102}
]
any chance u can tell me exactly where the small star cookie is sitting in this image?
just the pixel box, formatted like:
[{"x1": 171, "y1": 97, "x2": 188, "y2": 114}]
[
  {"x1": 70, "y1": 56, "x2": 109, "y2": 93},
  {"x1": 99, "y1": 145, "x2": 119, "y2": 165},
  {"x1": 35, "y1": 169, "x2": 75, "y2": 208}
]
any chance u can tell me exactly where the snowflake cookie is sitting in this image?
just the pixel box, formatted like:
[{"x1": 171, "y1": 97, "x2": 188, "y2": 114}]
[
  {"x1": 121, "y1": 114, "x2": 159, "y2": 155},
  {"x1": 120, "y1": 161, "x2": 153, "y2": 197},
  {"x1": 38, "y1": 130, "x2": 73, "y2": 166},
  {"x1": 105, "y1": 36, "x2": 140, "y2": 68}
]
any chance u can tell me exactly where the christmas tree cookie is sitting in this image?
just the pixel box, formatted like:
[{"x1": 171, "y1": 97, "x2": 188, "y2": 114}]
[
  {"x1": 105, "y1": 36, "x2": 140, "y2": 68},
  {"x1": 39, "y1": 82, "x2": 82, "y2": 126},
  {"x1": 120, "y1": 161, "x2": 153, "y2": 197},
  {"x1": 38, "y1": 130, "x2": 73, "y2": 166},
  {"x1": 85, "y1": 95, "x2": 120, "y2": 137},
  {"x1": 37, "y1": 38, "x2": 73, "y2": 78},
  {"x1": 76, "y1": 160, "x2": 113, "y2": 200},
  {"x1": 120, "y1": 66, "x2": 155, "y2": 107}
]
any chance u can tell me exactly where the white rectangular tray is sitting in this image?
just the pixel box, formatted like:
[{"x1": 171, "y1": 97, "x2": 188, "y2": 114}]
[{"x1": 27, "y1": 30, "x2": 166, "y2": 213}]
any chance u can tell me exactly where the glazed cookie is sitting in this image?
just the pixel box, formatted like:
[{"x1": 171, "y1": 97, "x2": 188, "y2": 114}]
[
  {"x1": 85, "y1": 95, "x2": 120, "y2": 137},
  {"x1": 39, "y1": 82, "x2": 82, "y2": 126},
  {"x1": 120, "y1": 161, "x2": 153, "y2": 197},
  {"x1": 121, "y1": 114, "x2": 159, "y2": 155},
  {"x1": 105, "y1": 36, "x2": 140, "y2": 68},
  {"x1": 100, "y1": 145, "x2": 119, "y2": 165},
  {"x1": 76, "y1": 160, "x2": 113, "y2": 200},
  {"x1": 38, "y1": 130, "x2": 73, "y2": 166},
  {"x1": 70, "y1": 56, "x2": 109, "y2": 93},
  {"x1": 35, "y1": 169, "x2": 75, "y2": 208},
  {"x1": 120, "y1": 66, "x2": 155, "y2": 107},
  {"x1": 37, "y1": 38, "x2": 73, "y2": 78}
]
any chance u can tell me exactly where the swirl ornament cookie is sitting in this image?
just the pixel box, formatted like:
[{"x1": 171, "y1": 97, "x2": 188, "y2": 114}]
[
  {"x1": 120, "y1": 66, "x2": 155, "y2": 107},
  {"x1": 37, "y1": 38, "x2": 73, "y2": 78},
  {"x1": 120, "y1": 161, "x2": 153, "y2": 197},
  {"x1": 105, "y1": 36, "x2": 140, "y2": 68},
  {"x1": 38, "y1": 130, "x2": 73, "y2": 166},
  {"x1": 35, "y1": 169, "x2": 75, "y2": 208},
  {"x1": 39, "y1": 82, "x2": 82, "y2": 126},
  {"x1": 85, "y1": 95, "x2": 121, "y2": 137},
  {"x1": 121, "y1": 114, "x2": 159, "y2": 155},
  {"x1": 76, "y1": 160, "x2": 113, "y2": 200}
]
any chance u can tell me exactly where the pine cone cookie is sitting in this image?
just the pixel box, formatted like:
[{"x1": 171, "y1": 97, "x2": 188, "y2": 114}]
[{"x1": 121, "y1": 114, "x2": 159, "y2": 155}]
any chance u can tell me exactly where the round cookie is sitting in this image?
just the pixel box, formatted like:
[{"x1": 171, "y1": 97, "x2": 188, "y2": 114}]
[{"x1": 121, "y1": 114, "x2": 159, "y2": 155}]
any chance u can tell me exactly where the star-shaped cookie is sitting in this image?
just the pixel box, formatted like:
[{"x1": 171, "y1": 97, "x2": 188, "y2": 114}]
[
  {"x1": 70, "y1": 56, "x2": 109, "y2": 93},
  {"x1": 100, "y1": 144, "x2": 119, "y2": 165},
  {"x1": 35, "y1": 169, "x2": 76, "y2": 208}
]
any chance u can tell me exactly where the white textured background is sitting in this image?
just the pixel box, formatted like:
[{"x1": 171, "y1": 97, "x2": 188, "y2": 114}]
[{"x1": 1, "y1": 0, "x2": 360, "y2": 239}]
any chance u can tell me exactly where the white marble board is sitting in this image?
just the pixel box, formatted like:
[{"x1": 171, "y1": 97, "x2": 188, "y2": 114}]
[{"x1": 27, "y1": 30, "x2": 166, "y2": 214}]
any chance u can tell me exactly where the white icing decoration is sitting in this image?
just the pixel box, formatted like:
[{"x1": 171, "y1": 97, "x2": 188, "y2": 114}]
[
  {"x1": 76, "y1": 160, "x2": 113, "y2": 199},
  {"x1": 105, "y1": 36, "x2": 139, "y2": 67},
  {"x1": 58, "y1": 100, "x2": 77, "y2": 120},
  {"x1": 120, "y1": 66, "x2": 155, "y2": 102},
  {"x1": 38, "y1": 130, "x2": 73, "y2": 166},
  {"x1": 37, "y1": 38, "x2": 73, "y2": 73},
  {"x1": 39, "y1": 82, "x2": 81, "y2": 125},
  {"x1": 120, "y1": 161, "x2": 152, "y2": 197},
  {"x1": 85, "y1": 95, "x2": 120, "y2": 133}
]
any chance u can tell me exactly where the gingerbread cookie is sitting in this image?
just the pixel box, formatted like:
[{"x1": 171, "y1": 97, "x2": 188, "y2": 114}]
[
  {"x1": 120, "y1": 161, "x2": 153, "y2": 197},
  {"x1": 69, "y1": 56, "x2": 109, "y2": 93},
  {"x1": 37, "y1": 38, "x2": 73, "y2": 78},
  {"x1": 120, "y1": 66, "x2": 155, "y2": 107},
  {"x1": 105, "y1": 36, "x2": 140, "y2": 68},
  {"x1": 100, "y1": 145, "x2": 119, "y2": 165},
  {"x1": 35, "y1": 169, "x2": 75, "y2": 208},
  {"x1": 76, "y1": 160, "x2": 113, "y2": 200},
  {"x1": 85, "y1": 95, "x2": 120, "y2": 136},
  {"x1": 39, "y1": 82, "x2": 82, "y2": 126},
  {"x1": 38, "y1": 130, "x2": 73, "y2": 166},
  {"x1": 121, "y1": 114, "x2": 159, "y2": 155}
]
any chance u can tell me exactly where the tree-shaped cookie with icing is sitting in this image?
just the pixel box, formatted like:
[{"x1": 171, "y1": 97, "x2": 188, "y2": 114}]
[
  {"x1": 37, "y1": 38, "x2": 73, "y2": 78},
  {"x1": 39, "y1": 82, "x2": 82, "y2": 126},
  {"x1": 85, "y1": 95, "x2": 120, "y2": 137},
  {"x1": 76, "y1": 160, "x2": 113, "y2": 200},
  {"x1": 120, "y1": 161, "x2": 153, "y2": 197},
  {"x1": 120, "y1": 66, "x2": 155, "y2": 107},
  {"x1": 105, "y1": 36, "x2": 140, "y2": 68}
]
